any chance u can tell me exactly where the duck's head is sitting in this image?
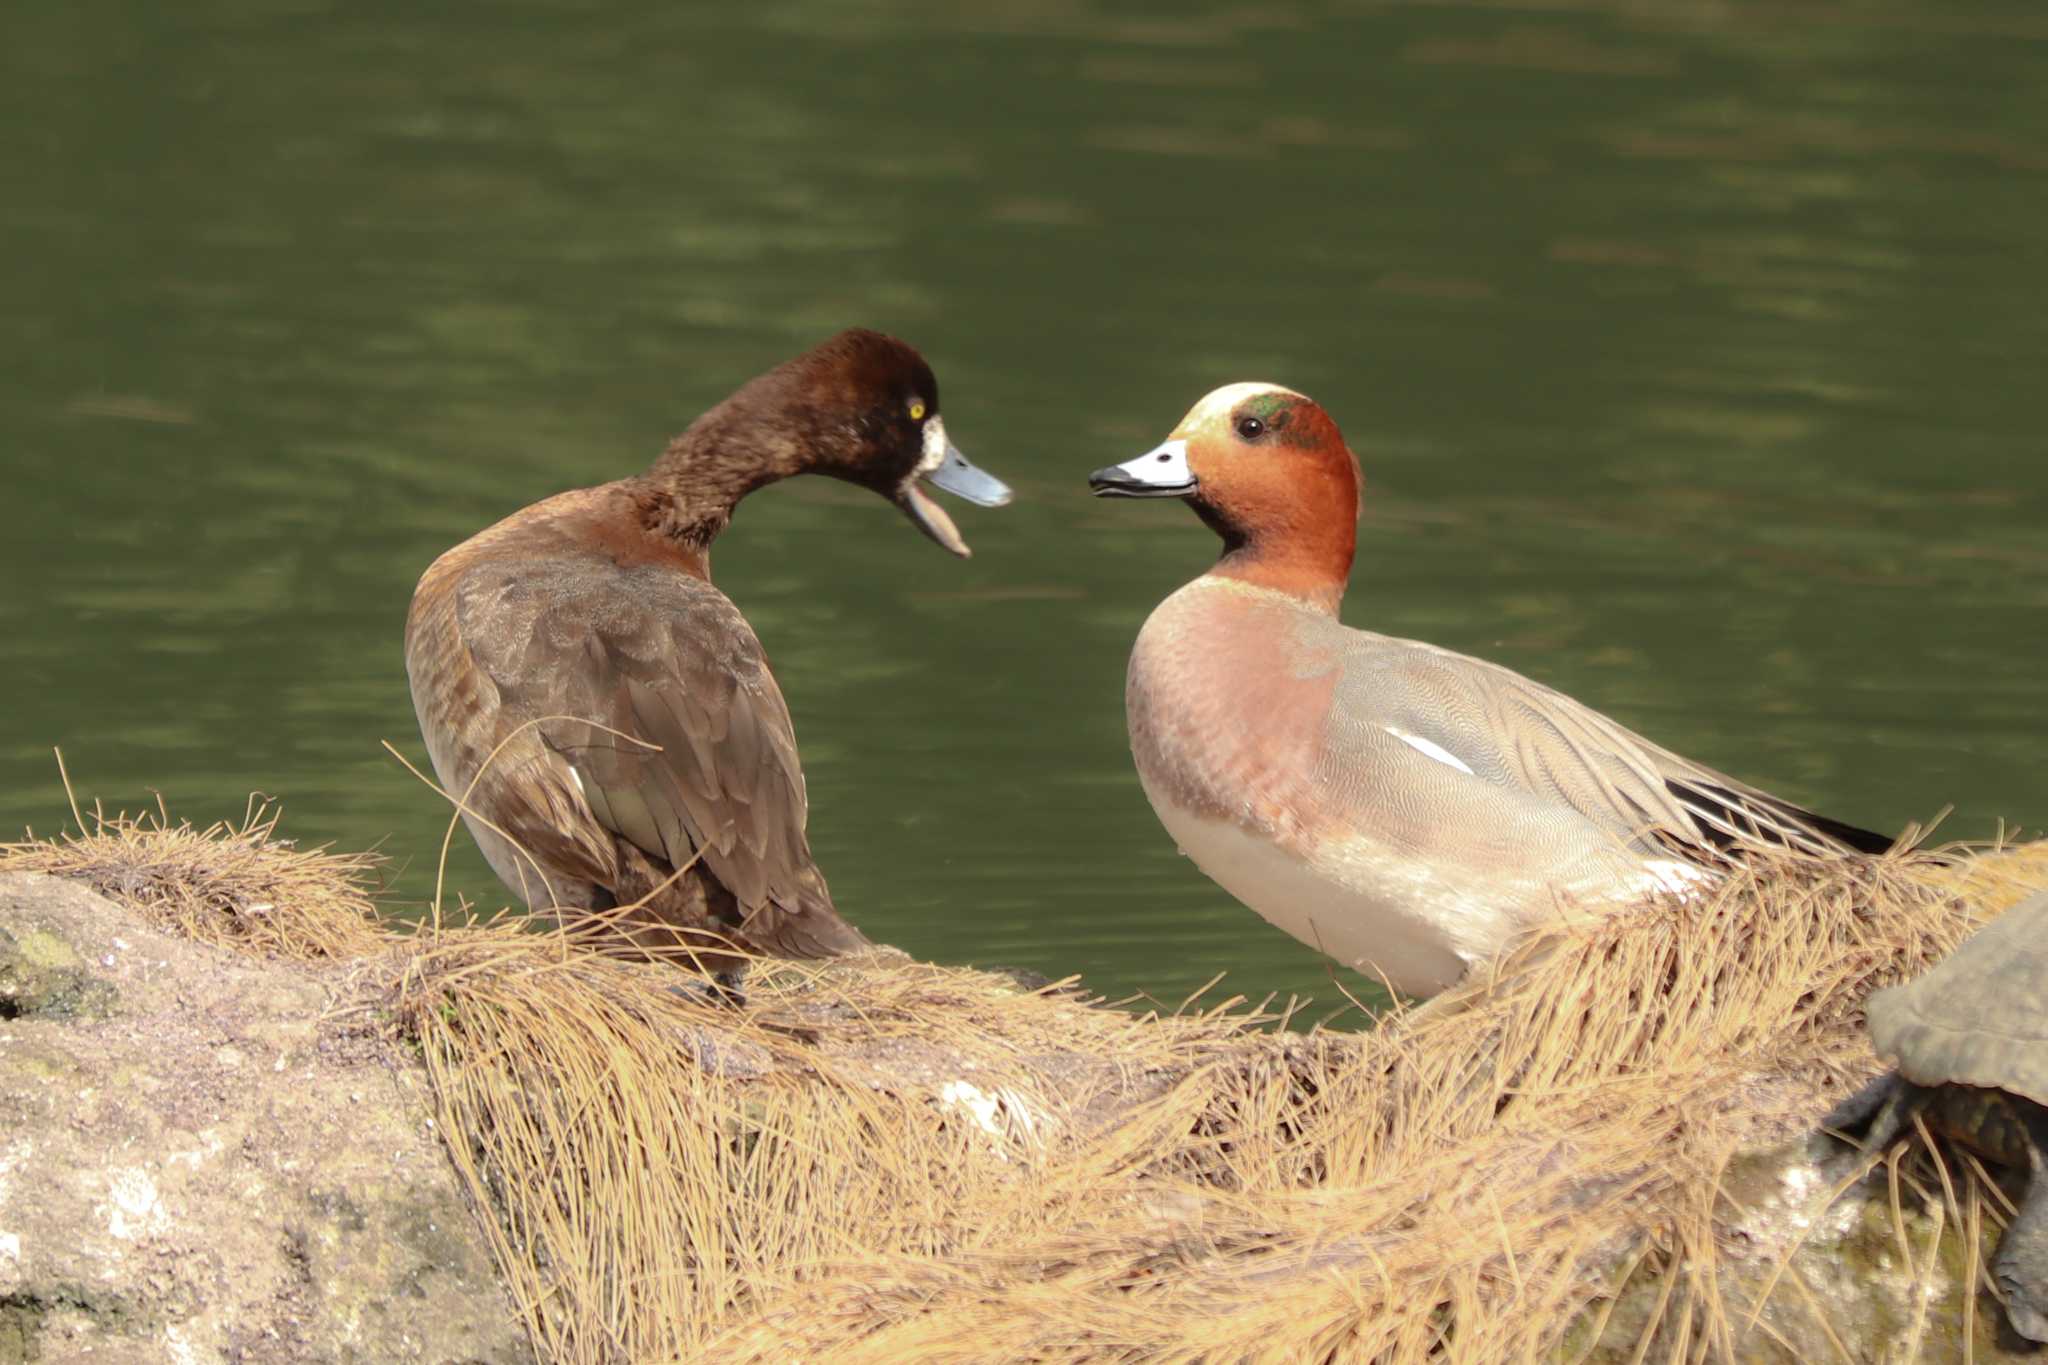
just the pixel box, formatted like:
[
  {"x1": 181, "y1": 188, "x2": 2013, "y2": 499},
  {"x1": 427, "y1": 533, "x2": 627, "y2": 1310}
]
[
  {"x1": 664, "y1": 328, "x2": 1010, "y2": 555},
  {"x1": 771, "y1": 329, "x2": 1012, "y2": 556},
  {"x1": 1089, "y1": 383, "x2": 1359, "y2": 603}
]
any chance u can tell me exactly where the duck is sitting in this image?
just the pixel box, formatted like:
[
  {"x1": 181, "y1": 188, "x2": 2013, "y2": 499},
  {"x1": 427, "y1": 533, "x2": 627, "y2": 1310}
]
[
  {"x1": 405, "y1": 328, "x2": 1010, "y2": 973},
  {"x1": 1088, "y1": 382, "x2": 1895, "y2": 997}
]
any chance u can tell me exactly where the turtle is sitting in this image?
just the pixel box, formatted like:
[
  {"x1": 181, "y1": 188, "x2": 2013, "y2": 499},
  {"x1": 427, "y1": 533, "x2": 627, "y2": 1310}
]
[{"x1": 1833, "y1": 887, "x2": 2048, "y2": 1343}]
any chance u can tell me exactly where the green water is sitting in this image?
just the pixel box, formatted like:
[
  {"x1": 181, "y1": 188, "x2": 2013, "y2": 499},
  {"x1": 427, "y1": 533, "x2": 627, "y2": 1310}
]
[{"x1": 5, "y1": 1, "x2": 2045, "y2": 1013}]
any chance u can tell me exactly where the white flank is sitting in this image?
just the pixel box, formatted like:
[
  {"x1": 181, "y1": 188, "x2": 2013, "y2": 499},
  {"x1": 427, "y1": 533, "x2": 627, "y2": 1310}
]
[{"x1": 1385, "y1": 726, "x2": 1474, "y2": 775}]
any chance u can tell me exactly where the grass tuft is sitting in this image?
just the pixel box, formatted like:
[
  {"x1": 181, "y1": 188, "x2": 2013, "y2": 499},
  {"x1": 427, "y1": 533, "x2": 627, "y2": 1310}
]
[{"x1": 1, "y1": 792, "x2": 389, "y2": 961}]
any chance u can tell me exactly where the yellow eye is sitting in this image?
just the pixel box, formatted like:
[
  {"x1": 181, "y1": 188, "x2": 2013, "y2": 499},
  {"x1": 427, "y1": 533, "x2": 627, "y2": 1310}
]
[{"x1": 909, "y1": 401, "x2": 926, "y2": 421}]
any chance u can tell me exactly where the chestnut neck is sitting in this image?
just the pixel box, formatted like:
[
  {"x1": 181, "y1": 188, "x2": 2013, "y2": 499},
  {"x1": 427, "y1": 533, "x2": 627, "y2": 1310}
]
[{"x1": 1197, "y1": 503, "x2": 1354, "y2": 617}]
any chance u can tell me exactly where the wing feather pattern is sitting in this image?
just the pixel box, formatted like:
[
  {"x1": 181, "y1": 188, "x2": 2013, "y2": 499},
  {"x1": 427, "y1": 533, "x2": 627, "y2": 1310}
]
[
  {"x1": 1353, "y1": 633, "x2": 1894, "y2": 864},
  {"x1": 451, "y1": 556, "x2": 867, "y2": 957}
]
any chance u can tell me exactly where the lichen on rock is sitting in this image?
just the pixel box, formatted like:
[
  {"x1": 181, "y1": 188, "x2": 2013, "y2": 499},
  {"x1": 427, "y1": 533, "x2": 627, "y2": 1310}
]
[{"x1": 0, "y1": 923, "x2": 117, "y2": 1021}]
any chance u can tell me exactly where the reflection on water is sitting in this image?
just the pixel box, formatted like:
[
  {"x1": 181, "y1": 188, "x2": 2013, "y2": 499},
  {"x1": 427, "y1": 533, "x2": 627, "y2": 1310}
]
[{"x1": 4, "y1": 0, "x2": 2045, "y2": 1015}]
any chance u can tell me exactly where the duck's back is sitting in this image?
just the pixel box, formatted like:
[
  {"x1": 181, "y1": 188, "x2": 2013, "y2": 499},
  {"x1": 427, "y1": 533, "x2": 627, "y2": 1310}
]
[{"x1": 405, "y1": 485, "x2": 864, "y2": 960}]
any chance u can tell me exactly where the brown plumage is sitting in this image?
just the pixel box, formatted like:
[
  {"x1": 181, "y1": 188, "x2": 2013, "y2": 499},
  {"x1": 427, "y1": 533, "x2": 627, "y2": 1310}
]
[{"x1": 404, "y1": 329, "x2": 1009, "y2": 972}]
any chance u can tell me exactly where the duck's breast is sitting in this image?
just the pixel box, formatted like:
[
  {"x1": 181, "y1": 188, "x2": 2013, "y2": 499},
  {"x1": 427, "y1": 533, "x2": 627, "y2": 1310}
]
[
  {"x1": 1125, "y1": 585, "x2": 1475, "y2": 992},
  {"x1": 1125, "y1": 580, "x2": 1344, "y2": 843},
  {"x1": 1121, "y1": 579, "x2": 1664, "y2": 995}
]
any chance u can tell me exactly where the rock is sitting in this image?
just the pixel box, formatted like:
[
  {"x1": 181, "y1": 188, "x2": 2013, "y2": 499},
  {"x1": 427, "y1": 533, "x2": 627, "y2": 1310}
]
[
  {"x1": 0, "y1": 872, "x2": 529, "y2": 1364},
  {"x1": 1566, "y1": 1127, "x2": 2043, "y2": 1360},
  {"x1": 0, "y1": 920, "x2": 116, "y2": 1021}
]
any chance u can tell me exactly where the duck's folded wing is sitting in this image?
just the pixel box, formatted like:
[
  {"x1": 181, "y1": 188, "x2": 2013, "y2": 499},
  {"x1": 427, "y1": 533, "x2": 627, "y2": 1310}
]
[
  {"x1": 454, "y1": 562, "x2": 861, "y2": 953},
  {"x1": 1354, "y1": 636, "x2": 1894, "y2": 862}
]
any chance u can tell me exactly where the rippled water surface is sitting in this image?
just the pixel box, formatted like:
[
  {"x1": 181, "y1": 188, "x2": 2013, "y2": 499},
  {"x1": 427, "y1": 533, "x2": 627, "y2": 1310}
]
[{"x1": 5, "y1": 0, "x2": 2046, "y2": 1013}]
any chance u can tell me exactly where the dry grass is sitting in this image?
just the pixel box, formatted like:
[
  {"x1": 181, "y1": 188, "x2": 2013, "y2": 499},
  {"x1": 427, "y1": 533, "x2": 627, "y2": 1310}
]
[
  {"x1": 7, "y1": 787, "x2": 2047, "y2": 1363},
  {"x1": 382, "y1": 924, "x2": 1317, "y2": 1362},
  {"x1": 0, "y1": 792, "x2": 389, "y2": 961},
  {"x1": 679, "y1": 844, "x2": 2048, "y2": 1364}
]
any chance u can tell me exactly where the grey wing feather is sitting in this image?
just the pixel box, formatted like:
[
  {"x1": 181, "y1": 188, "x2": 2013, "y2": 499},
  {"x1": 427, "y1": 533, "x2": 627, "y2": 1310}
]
[{"x1": 1348, "y1": 632, "x2": 1881, "y2": 860}]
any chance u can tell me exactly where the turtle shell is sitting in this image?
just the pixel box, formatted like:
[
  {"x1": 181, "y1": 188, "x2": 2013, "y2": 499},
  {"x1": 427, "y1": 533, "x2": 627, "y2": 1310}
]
[{"x1": 1867, "y1": 888, "x2": 2048, "y2": 1105}]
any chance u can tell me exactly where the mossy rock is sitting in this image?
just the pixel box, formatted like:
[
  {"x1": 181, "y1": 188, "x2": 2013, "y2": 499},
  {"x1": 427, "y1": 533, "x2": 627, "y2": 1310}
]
[
  {"x1": 1563, "y1": 1136, "x2": 2041, "y2": 1360},
  {"x1": 0, "y1": 925, "x2": 116, "y2": 1020}
]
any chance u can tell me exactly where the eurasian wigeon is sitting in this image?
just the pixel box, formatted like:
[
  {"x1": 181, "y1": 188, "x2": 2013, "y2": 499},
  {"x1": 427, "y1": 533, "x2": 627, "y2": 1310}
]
[
  {"x1": 405, "y1": 328, "x2": 1010, "y2": 971},
  {"x1": 1089, "y1": 382, "x2": 1894, "y2": 997}
]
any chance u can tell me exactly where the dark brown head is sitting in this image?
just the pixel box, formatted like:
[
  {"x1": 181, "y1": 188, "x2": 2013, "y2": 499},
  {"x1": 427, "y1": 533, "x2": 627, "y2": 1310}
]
[
  {"x1": 659, "y1": 328, "x2": 1010, "y2": 555},
  {"x1": 1088, "y1": 382, "x2": 1360, "y2": 610}
]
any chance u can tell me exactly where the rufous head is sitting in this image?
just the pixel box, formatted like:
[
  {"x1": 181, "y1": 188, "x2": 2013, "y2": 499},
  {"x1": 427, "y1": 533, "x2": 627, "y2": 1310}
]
[{"x1": 1089, "y1": 383, "x2": 1360, "y2": 608}]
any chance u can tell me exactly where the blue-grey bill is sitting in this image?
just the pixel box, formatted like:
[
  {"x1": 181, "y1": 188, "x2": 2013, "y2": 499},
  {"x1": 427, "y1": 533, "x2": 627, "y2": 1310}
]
[
  {"x1": 925, "y1": 444, "x2": 1012, "y2": 508},
  {"x1": 1087, "y1": 439, "x2": 1196, "y2": 498}
]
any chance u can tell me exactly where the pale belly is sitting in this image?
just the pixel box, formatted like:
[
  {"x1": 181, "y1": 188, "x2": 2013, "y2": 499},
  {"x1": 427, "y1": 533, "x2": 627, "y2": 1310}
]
[
  {"x1": 1146, "y1": 791, "x2": 1705, "y2": 998},
  {"x1": 1150, "y1": 798, "x2": 1476, "y2": 996}
]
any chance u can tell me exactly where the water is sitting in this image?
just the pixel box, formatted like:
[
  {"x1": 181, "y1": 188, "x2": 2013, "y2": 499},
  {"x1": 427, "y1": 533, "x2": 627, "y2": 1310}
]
[{"x1": 5, "y1": 0, "x2": 2045, "y2": 1014}]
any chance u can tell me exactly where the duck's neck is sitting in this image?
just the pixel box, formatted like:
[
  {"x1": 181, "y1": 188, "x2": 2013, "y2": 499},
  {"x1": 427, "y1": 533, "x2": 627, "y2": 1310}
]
[
  {"x1": 636, "y1": 404, "x2": 802, "y2": 550},
  {"x1": 1198, "y1": 507, "x2": 1353, "y2": 617}
]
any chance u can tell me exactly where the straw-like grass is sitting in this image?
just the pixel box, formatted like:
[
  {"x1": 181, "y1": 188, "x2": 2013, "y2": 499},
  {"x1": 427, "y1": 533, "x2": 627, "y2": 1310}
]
[
  {"x1": 676, "y1": 844, "x2": 2048, "y2": 1364},
  {"x1": 0, "y1": 791, "x2": 389, "y2": 961},
  {"x1": 7, "y1": 784, "x2": 2046, "y2": 1363}
]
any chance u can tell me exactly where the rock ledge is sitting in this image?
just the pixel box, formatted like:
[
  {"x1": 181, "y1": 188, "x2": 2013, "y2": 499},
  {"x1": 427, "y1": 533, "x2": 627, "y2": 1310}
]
[{"x1": 0, "y1": 871, "x2": 528, "y2": 1364}]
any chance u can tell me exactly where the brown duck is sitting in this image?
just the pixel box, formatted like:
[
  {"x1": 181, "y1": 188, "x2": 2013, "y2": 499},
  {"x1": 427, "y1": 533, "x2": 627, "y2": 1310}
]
[{"x1": 404, "y1": 329, "x2": 1010, "y2": 971}]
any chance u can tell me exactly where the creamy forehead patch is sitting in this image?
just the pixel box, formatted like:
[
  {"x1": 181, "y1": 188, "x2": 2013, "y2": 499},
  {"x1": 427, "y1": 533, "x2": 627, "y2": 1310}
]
[{"x1": 1177, "y1": 382, "x2": 1305, "y2": 434}]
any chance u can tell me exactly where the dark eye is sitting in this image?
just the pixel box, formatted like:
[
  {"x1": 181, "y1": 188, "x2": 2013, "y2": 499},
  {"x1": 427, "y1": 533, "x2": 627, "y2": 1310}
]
[{"x1": 1235, "y1": 416, "x2": 1265, "y2": 440}]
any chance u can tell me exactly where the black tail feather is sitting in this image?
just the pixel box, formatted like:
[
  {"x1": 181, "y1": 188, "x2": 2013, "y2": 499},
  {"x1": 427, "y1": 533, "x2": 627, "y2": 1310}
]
[{"x1": 1667, "y1": 778, "x2": 1899, "y2": 857}]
